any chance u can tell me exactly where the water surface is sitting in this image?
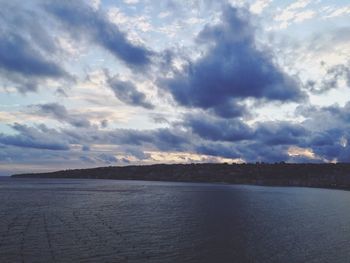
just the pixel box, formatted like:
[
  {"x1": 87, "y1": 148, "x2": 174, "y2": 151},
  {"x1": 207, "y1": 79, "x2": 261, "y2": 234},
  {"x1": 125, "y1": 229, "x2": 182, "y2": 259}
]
[{"x1": 0, "y1": 177, "x2": 350, "y2": 262}]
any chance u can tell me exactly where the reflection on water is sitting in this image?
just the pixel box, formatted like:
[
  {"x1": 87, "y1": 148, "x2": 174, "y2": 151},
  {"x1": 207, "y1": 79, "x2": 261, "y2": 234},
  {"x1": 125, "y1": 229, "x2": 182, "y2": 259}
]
[{"x1": 0, "y1": 177, "x2": 350, "y2": 262}]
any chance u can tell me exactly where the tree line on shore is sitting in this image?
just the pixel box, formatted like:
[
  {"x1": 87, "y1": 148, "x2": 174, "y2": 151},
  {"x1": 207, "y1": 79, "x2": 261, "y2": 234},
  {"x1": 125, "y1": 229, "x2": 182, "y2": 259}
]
[{"x1": 12, "y1": 162, "x2": 350, "y2": 190}]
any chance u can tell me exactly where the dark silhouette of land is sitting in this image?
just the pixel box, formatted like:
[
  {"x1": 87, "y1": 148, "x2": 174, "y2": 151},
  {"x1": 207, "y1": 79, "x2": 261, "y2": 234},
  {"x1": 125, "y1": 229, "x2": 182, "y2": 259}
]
[{"x1": 11, "y1": 162, "x2": 350, "y2": 190}]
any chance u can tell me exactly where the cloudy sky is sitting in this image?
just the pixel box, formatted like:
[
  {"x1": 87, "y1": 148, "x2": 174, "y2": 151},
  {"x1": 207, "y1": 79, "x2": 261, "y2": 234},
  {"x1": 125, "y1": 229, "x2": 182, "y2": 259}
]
[{"x1": 0, "y1": 0, "x2": 349, "y2": 175}]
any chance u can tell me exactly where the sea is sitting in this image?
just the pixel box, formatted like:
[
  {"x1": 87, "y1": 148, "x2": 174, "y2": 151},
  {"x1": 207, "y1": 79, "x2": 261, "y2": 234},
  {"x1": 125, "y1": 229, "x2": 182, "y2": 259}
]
[{"x1": 0, "y1": 177, "x2": 350, "y2": 263}]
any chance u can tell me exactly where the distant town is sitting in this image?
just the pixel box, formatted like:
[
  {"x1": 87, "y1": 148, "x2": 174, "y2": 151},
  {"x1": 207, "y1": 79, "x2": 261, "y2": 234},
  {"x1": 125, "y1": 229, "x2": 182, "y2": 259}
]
[{"x1": 12, "y1": 163, "x2": 350, "y2": 191}]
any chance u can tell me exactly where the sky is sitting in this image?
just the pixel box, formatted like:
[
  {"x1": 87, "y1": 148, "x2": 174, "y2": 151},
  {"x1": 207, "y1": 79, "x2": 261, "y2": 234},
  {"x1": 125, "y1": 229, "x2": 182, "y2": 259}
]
[{"x1": 0, "y1": 0, "x2": 349, "y2": 175}]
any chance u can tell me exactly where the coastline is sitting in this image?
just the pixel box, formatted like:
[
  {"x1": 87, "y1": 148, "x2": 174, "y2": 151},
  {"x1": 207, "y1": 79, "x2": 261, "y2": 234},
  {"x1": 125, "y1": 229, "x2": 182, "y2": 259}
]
[{"x1": 11, "y1": 162, "x2": 350, "y2": 191}]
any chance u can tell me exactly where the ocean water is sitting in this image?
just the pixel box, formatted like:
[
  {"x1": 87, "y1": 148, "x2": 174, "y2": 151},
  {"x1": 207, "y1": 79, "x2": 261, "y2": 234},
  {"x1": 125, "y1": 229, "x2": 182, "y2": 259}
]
[{"x1": 0, "y1": 178, "x2": 350, "y2": 263}]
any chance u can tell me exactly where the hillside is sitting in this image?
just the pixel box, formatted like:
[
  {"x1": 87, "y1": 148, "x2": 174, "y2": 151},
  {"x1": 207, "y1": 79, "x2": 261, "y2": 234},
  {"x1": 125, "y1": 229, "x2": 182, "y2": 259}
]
[{"x1": 12, "y1": 163, "x2": 350, "y2": 190}]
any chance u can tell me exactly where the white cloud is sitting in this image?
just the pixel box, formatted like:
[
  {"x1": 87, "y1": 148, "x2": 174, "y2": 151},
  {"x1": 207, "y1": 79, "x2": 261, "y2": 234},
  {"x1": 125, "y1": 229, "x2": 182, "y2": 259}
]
[
  {"x1": 123, "y1": 0, "x2": 139, "y2": 4},
  {"x1": 107, "y1": 7, "x2": 153, "y2": 44},
  {"x1": 87, "y1": 0, "x2": 101, "y2": 10},
  {"x1": 273, "y1": 0, "x2": 315, "y2": 29},
  {"x1": 107, "y1": 7, "x2": 129, "y2": 26},
  {"x1": 293, "y1": 10, "x2": 315, "y2": 23},
  {"x1": 135, "y1": 16, "x2": 153, "y2": 32},
  {"x1": 158, "y1": 12, "x2": 171, "y2": 19},
  {"x1": 250, "y1": 0, "x2": 273, "y2": 14},
  {"x1": 288, "y1": 0, "x2": 311, "y2": 10},
  {"x1": 323, "y1": 6, "x2": 350, "y2": 19},
  {"x1": 107, "y1": 8, "x2": 153, "y2": 32},
  {"x1": 185, "y1": 17, "x2": 205, "y2": 25}
]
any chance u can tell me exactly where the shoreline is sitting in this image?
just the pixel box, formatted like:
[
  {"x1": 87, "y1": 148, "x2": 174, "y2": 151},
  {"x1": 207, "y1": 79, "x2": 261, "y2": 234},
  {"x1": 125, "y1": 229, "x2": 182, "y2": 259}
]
[
  {"x1": 11, "y1": 162, "x2": 350, "y2": 192},
  {"x1": 11, "y1": 176, "x2": 350, "y2": 192}
]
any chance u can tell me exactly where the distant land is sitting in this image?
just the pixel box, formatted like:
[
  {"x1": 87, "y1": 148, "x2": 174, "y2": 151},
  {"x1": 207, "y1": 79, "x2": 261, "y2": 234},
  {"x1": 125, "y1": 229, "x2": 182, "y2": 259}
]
[{"x1": 11, "y1": 163, "x2": 350, "y2": 190}]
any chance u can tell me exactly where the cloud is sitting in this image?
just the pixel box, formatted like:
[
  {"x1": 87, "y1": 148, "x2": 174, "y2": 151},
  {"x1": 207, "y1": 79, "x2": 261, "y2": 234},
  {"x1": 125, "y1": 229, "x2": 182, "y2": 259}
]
[
  {"x1": 44, "y1": 0, "x2": 152, "y2": 69},
  {"x1": 0, "y1": 34, "x2": 65, "y2": 78},
  {"x1": 0, "y1": 123, "x2": 70, "y2": 150},
  {"x1": 250, "y1": 0, "x2": 273, "y2": 14},
  {"x1": 4, "y1": 0, "x2": 350, "y2": 175},
  {"x1": 195, "y1": 142, "x2": 241, "y2": 159},
  {"x1": 169, "y1": 110, "x2": 312, "y2": 162},
  {"x1": 297, "y1": 103, "x2": 350, "y2": 130},
  {"x1": 57, "y1": 124, "x2": 189, "y2": 153},
  {"x1": 160, "y1": 5, "x2": 304, "y2": 118},
  {"x1": 195, "y1": 140, "x2": 291, "y2": 163},
  {"x1": 97, "y1": 153, "x2": 118, "y2": 164},
  {"x1": 100, "y1": 119, "x2": 108, "y2": 128},
  {"x1": 32, "y1": 103, "x2": 91, "y2": 128},
  {"x1": 2, "y1": 104, "x2": 349, "y2": 169},
  {"x1": 273, "y1": 0, "x2": 315, "y2": 29},
  {"x1": 152, "y1": 128, "x2": 189, "y2": 151},
  {"x1": 254, "y1": 121, "x2": 308, "y2": 145},
  {"x1": 107, "y1": 76, "x2": 154, "y2": 109},
  {"x1": 307, "y1": 62, "x2": 350, "y2": 94},
  {"x1": 295, "y1": 103, "x2": 350, "y2": 161},
  {"x1": 239, "y1": 143, "x2": 291, "y2": 162},
  {"x1": 123, "y1": 0, "x2": 139, "y2": 5},
  {"x1": 187, "y1": 117, "x2": 308, "y2": 149},
  {"x1": 177, "y1": 112, "x2": 315, "y2": 162},
  {"x1": 122, "y1": 146, "x2": 150, "y2": 160},
  {"x1": 210, "y1": 100, "x2": 249, "y2": 119},
  {"x1": 305, "y1": 129, "x2": 348, "y2": 162},
  {"x1": 323, "y1": 5, "x2": 350, "y2": 19},
  {"x1": 184, "y1": 113, "x2": 253, "y2": 142},
  {"x1": 88, "y1": 0, "x2": 101, "y2": 10},
  {"x1": 0, "y1": 3, "x2": 68, "y2": 92},
  {"x1": 149, "y1": 113, "x2": 169, "y2": 124},
  {"x1": 107, "y1": 128, "x2": 190, "y2": 151}
]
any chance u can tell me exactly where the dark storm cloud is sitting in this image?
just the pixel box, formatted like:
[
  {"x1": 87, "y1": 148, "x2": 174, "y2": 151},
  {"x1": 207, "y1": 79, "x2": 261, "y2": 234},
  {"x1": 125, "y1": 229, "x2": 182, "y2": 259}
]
[
  {"x1": 59, "y1": 125, "x2": 189, "y2": 152},
  {"x1": 183, "y1": 112, "x2": 307, "y2": 146},
  {"x1": 0, "y1": 3, "x2": 67, "y2": 92},
  {"x1": 300, "y1": 103, "x2": 350, "y2": 160},
  {"x1": 5, "y1": 101, "x2": 348, "y2": 164},
  {"x1": 296, "y1": 102, "x2": 350, "y2": 129},
  {"x1": 2, "y1": 114, "x2": 346, "y2": 165},
  {"x1": 0, "y1": 123, "x2": 70, "y2": 151},
  {"x1": 184, "y1": 113, "x2": 253, "y2": 142},
  {"x1": 107, "y1": 77, "x2": 154, "y2": 109},
  {"x1": 210, "y1": 101, "x2": 249, "y2": 119},
  {"x1": 254, "y1": 121, "x2": 309, "y2": 146},
  {"x1": 108, "y1": 128, "x2": 190, "y2": 151},
  {"x1": 238, "y1": 143, "x2": 290, "y2": 163},
  {"x1": 44, "y1": 0, "x2": 152, "y2": 68},
  {"x1": 153, "y1": 128, "x2": 189, "y2": 151},
  {"x1": 294, "y1": 103, "x2": 350, "y2": 162},
  {"x1": 317, "y1": 103, "x2": 350, "y2": 123},
  {"x1": 194, "y1": 140, "x2": 291, "y2": 163},
  {"x1": 0, "y1": 34, "x2": 65, "y2": 78},
  {"x1": 160, "y1": 5, "x2": 304, "y2": 117},
  {"x1": 33, "y1": 103, "x2": 91, "y2": 128},
  {"x1": 178, "y1": 111, "x2": 323, "y2": 162},
  {"x1": 108, "y1": 129, "x2": 154, "y2": 146},
  {"x1": 302, "y1": 129, "x2": 348, "y2": 162},
  {"x1": 195, "y1": 142, "x2": 241, "y2": 159}
]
